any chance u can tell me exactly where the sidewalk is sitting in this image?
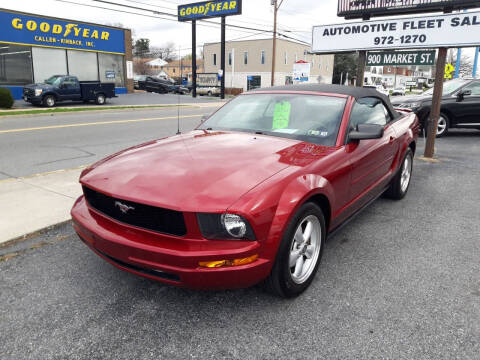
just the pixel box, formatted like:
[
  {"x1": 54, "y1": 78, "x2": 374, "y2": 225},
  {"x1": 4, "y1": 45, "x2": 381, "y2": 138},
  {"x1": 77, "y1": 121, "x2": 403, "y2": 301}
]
[{"x1": 0, "y1": 167, "x2": 84, "y2": 245}]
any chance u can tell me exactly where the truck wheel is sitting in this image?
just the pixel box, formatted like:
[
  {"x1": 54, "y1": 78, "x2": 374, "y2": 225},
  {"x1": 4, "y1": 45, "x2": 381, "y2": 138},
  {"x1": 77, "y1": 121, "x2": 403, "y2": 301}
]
[
  {"x1": 43, "y1": 95, "x2": 56, "y2": 107},
  {"x1": 95, "y1": 94, "x2": 106, "y2": 105},
  {"x1": 207, "y1": 91, "x2": 212, "y2": 96}
]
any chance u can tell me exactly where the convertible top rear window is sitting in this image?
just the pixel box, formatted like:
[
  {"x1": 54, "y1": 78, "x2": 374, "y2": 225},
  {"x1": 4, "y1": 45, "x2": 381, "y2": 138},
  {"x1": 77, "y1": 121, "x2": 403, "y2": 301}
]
[{"x1": 199, "y1": 93, "x2": 346, "y2": 146}]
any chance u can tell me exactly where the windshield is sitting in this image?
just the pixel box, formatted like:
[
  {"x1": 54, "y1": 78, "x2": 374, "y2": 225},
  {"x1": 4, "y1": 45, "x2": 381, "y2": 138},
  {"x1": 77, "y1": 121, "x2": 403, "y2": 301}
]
[
  {"x1": 44, "y1": 76, "x2": 63, "y2": 86},
  {"x1": 198, "y1": 93, "x2": 347, "y2": 146},
  {"x1": 423, "y1": 79, "x2": 468, "y2": 95}
]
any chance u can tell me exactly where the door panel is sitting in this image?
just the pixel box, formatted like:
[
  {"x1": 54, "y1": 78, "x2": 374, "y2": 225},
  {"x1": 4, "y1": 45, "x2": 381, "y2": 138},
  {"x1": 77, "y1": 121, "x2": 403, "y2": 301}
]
[
  {"x1": 345, "y1": 97, "x2": 399, "y2": 209},
  {"x1": 348, "y1": 124, "x2": 397, "y2": 203}
]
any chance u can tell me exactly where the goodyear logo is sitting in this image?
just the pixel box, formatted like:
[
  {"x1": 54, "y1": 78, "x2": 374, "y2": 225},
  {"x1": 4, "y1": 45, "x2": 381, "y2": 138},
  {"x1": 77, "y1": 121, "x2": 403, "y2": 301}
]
[
  {"x1": 0, "y1": 10, "x2": 125, "y2": 54},
  {"x1": 11, "y1": 18, "x2": 110, "y2": 47},
  {"x1": 178, "y1": 0, "x2": 241, "y2": 21}
]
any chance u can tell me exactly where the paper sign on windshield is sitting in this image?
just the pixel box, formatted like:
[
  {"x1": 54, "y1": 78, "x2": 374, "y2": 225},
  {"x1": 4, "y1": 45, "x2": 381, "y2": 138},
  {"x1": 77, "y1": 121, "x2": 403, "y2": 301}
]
[{"x1": 272, "y1": 101, "x2": 291, "y2": 130}]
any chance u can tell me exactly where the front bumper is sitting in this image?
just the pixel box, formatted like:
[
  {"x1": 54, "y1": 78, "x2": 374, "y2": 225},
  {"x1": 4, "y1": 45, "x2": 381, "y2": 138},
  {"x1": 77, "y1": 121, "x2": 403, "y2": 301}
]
[
  {"x1": 71, "y1": 196, "x2": 272, "y2": 289},
  {"x1": 23, "y1": 95, "x2": 43, "y2": 104}
]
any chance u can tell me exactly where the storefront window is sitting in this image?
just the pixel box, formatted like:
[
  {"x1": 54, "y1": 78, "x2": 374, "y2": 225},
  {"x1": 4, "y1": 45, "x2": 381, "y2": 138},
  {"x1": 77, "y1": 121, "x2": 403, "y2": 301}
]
[
  {"x1": 67, "y1": 50, "x2": 99, "y2": 81},
  {"x1": 32, "y1": 47, "x2": 67, "y2": 83},
  {"x1": 0, "y1": 44, "x2": 33, "y2": 85},
  {"x1": 98, "y1": 53, "x2": 125, "y2": 87}
]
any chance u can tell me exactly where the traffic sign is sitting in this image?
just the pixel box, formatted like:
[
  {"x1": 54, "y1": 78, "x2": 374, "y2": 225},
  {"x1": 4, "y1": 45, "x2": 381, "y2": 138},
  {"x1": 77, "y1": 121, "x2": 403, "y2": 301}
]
[{"x1": 444, "y1": 63, "x2": 455, "y2": 79}]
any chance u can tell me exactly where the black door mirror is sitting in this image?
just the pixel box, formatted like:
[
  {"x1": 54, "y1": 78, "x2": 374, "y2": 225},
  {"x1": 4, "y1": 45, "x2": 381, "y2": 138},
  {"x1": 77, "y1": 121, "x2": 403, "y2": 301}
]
[
  {"x1": 457, "y1": 89, "x2": 472, "y2": 101},
  {"x1": 349, "y1": 124, "x2": 384, "y2": 141}
]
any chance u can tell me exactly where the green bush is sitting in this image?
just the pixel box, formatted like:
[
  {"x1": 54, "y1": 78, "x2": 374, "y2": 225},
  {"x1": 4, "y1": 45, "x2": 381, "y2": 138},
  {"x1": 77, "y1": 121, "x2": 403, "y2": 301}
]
[{"x1": 0, "y1": 87, "x2": 14, "y2": 109}]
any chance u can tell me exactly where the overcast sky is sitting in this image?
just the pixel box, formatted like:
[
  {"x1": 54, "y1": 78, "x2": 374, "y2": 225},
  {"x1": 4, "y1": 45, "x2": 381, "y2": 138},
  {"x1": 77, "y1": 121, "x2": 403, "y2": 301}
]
[{"x1": 2, "y1": 0, "x2": 478, "y2": 60}]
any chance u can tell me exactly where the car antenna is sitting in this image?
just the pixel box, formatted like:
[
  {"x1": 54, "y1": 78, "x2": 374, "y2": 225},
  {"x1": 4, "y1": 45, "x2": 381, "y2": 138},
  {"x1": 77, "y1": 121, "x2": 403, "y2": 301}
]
[{"x1": 176, "y1": 46, "x2": 181, "y2": 135}]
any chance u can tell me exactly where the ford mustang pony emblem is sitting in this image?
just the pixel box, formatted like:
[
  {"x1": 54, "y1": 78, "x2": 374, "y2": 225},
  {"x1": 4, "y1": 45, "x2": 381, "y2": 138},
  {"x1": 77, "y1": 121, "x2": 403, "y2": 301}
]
[{"x1": 114, "y1": 201, "x2": 135, "y2": 214}]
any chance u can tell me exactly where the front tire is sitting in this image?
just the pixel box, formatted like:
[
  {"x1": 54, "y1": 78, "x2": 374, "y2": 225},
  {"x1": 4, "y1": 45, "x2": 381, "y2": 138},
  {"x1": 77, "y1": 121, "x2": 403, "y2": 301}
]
[
  {"x1": 385, "y1": 148, "x2": 413, "y2": 200},
  {"x1": 264, "y1": 202, "x2": 325, "y2": 298},
  {"x1": 43, "y1": 95, "x2": 56, "y2": 107}
]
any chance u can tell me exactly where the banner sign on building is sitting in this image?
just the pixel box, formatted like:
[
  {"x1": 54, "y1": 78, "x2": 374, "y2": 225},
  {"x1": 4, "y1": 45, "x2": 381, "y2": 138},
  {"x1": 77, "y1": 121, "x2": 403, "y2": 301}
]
[
  {"x1": 0, "y1": 10, "x2": 125, "y2": 54},
  {"x1": 178, "y1": 0, "x2": 242, "y2": 21},
  {"x1": 366, "y1": 50, "x2": 436, "y2": 66},
  {"x1": 338, "y1": 0, "x2": 480, "y2": 19},
  {"x1": 312, "y1": 11, "x2": 480, "y2": 53},
  {"x1": 293, "y1": 61, "x2": 311, "y2": 82}
]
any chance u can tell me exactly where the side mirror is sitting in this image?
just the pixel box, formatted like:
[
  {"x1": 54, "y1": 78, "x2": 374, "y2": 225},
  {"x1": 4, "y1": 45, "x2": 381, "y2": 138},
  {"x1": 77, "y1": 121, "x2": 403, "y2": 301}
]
[
  {"x1": 457, "y1": 89, "x2": 471, "y2": 101},
  {"x1": 349, "y1": 124, "x2": 384, "y2": 141}
]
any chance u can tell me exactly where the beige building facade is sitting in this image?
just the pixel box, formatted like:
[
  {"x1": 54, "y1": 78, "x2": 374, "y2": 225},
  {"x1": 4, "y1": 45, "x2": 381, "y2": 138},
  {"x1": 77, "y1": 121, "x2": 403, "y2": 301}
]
[{"x1": 203, "y1": 38, "x2": 334, "y2": 91}]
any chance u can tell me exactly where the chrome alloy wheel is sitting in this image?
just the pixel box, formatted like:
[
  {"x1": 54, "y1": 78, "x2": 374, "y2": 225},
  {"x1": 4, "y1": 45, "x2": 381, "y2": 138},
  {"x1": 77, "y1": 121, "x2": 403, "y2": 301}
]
[
  {"x1": 437, "y1": 115, "x2": 447, "y2": 136},
  {"x1": 400, "y1": 153, "x2": 413, "y2": 193},
  {"x1": 289, "y1": 215, "x2": 322, "y2": 284},
  {"x1": 46, "y1": 97, "x2": 54, "y2": 107}
]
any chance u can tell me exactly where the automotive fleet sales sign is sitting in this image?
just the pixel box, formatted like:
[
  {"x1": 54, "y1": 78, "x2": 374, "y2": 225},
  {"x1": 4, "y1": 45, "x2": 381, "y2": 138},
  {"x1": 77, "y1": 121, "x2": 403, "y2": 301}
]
[
  {"x1": 312, "y1": 11, "x2": 480, "y2": 53},
  {"x1": 366, "y1": 50, "x2": 436, "y2": 66},
  {"x1": 178, "y1": 0, "x2": 242, "y2": 21}
]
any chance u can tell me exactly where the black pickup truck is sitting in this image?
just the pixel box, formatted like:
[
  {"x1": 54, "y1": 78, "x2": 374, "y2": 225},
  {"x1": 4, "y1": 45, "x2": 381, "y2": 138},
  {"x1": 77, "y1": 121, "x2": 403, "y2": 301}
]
[{"x1": 23, "y1": 75, "x2": 116, "y2": 107}]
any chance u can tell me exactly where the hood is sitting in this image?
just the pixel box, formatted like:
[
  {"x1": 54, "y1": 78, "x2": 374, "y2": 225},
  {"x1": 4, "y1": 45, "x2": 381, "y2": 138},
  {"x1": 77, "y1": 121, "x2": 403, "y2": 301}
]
[
  {"x1": 80, "y1": 130, "x2": 333, "y2": 212},
  {"x1": 24, "y1": 83, "x2": 54, "y2": 90},
  {"x1": 391, "y1": 94, "x2": 431, "y2": 105}
]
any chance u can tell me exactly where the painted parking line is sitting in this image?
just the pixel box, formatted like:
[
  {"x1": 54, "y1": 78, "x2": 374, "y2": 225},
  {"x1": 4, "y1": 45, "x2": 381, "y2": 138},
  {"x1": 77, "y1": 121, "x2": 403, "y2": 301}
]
[{"x1": 0, "y1": 114, "x2": 202, "y2": 134}]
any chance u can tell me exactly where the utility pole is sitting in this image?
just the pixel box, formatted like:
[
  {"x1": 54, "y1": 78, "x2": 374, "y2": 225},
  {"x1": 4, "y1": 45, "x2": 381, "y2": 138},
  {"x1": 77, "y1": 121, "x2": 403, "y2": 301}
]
[
  {"x1": 271, "y1": 0, "x2": 284, "y2": 86},
  {"x1": 424, "y1": 47, "x2": 447, "y2": 158}
]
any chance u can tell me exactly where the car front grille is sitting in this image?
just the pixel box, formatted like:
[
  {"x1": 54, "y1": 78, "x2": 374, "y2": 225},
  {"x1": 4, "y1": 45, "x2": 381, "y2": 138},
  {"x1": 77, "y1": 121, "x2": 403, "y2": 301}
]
[
  {"x1": 83, "y1": 186, "x2": 187, "y2": 237},
  {"x1": 23, "y1": 88, "x2": 34, "y2": 96}
]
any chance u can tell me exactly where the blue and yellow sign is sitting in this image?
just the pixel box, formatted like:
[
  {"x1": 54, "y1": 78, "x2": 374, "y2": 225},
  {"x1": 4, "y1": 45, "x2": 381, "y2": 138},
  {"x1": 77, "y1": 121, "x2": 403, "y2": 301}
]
[
  {"x1": 178, "y1": 0, "x2": 242, "y2": 21},
  {"x1": 0, "y1": 10, "x2": 125, "y2": 54}
]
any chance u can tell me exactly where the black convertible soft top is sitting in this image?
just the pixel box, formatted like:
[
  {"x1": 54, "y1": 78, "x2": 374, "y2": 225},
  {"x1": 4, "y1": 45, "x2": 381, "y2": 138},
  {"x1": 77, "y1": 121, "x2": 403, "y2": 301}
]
[{"x1": 251, "y1": 84, "x2": 400, "y2": 119}]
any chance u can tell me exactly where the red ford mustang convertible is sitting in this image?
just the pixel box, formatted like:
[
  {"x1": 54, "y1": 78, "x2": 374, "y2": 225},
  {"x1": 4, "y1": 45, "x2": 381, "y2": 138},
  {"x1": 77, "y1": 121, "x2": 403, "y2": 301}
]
[{"x1": 71, "y1": 84, "x2": 419, "y2": 298}]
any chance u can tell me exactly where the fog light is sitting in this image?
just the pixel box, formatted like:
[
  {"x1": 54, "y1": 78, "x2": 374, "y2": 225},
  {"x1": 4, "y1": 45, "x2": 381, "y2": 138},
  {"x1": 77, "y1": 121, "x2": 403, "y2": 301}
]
[{"x1": 199, "y1": 254, "x2": 258, "y2": 268}]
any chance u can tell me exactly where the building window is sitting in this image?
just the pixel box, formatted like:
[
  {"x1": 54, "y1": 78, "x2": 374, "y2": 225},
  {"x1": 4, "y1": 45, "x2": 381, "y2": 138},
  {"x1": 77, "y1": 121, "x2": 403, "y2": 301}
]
[
  {"x1": 31, "y1": 47, "x2": 66, "y2": 84},
  {"x1": 67, "y1": 50, "x2": 98, "y2": 81},
  {"x1": 244, "y1": 51, "x2": 248, "y2": 65},
  {"x1": 261, "y1": 50, "x2": 265, "y2": 65},
  {"x1": 228, "y1": 52, "x2": 232, "y2": 66},
  {"x1": 213, "y1": 53, "x2": 217, "y2": 66},
  {"x1": 284, "y1": 52, "x2": 288, "y2": 65},
  {"x1": 0, "y1": 44, "x2": 33, "y2": 85},
  {"x1": 98, "y1": 53, "x2": 125, "y2": 87}
]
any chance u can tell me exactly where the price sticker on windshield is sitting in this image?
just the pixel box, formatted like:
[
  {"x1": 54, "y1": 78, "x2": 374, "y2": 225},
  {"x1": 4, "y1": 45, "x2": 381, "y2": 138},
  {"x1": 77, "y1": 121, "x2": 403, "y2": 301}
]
[{"x1": 272, "y1": 101, "x2": 291, "y2": 130}]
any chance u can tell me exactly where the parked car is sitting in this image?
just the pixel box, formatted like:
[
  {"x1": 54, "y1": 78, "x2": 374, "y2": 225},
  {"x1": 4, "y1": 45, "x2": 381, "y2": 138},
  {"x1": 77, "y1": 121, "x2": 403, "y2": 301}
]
[
  {"x1": 197, "y1": 86, "x2": 220, "y2": 96},
  {"x1": 391, "y1": 87, "x2": 406, "y2": 96},
  {"x1": 23, "y1": 75, "x2": 116, "y2": 107},
  {"x1": 363, "y1": 84, "x2": 390, "y2": 97},
  {"x1": 391, "y1": 78, "x2": 480, "y2": 137},
  {"x1": 135, "y1": 75, "x2": 171, "y2": 94},
  {"x1": 71, "y1": 84, "x2": 419, "y2": 298}
]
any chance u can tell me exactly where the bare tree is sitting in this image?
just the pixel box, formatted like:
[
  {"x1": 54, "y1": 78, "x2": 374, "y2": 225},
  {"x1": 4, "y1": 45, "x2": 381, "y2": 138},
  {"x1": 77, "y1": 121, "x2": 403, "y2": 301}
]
[
  {"x1": 150, "y1": 42, "x2": 177, "y2": 61},
  {"x1": 133, "y1": 58, "x2": 153, "y2": 75},
  {"x1": 451, "y1": 52, "x2": 473, "y2": 78}
]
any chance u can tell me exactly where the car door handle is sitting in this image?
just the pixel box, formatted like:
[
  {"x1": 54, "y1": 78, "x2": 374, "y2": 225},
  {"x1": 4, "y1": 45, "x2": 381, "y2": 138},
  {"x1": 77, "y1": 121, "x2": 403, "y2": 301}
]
[{"x1": 389, "y1": 136, "x2": 395, "y2": 144}]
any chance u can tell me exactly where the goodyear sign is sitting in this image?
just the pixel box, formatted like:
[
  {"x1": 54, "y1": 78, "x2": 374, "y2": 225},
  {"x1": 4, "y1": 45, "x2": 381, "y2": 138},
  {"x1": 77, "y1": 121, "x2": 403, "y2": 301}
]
[
  {"x1": 0, "y1": 10, "x2": 125, "y2": 54},
  {"x1": 178, "y1": 0, "x2": 242, "y2": 21}
]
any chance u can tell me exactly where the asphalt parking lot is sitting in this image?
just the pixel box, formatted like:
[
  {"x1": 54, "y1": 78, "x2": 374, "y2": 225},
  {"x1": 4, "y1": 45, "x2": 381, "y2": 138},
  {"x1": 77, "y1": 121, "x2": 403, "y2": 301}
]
[{"x1": 1, "y1": 129, "x2": 479, "y2": 359}]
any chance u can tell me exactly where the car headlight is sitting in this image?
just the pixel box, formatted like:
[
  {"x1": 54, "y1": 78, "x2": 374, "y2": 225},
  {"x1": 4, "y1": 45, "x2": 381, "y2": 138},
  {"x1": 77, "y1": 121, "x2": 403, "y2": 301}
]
[
  {"x1": 197, "y1": 213, "x2": 256, "y2": 240},
  {"x1": 34, "y1": 89, "x2": 43, "y2": 97},
  {"x1": 398, "y1": 102, "x2": 421, "y2": 109}
]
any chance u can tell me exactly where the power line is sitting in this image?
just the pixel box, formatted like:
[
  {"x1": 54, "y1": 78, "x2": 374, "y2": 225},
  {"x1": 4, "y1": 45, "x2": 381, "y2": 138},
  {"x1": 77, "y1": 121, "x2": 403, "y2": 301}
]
[{"x1": 54, "y1": 0, "x2": 310, "y2": 44}]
